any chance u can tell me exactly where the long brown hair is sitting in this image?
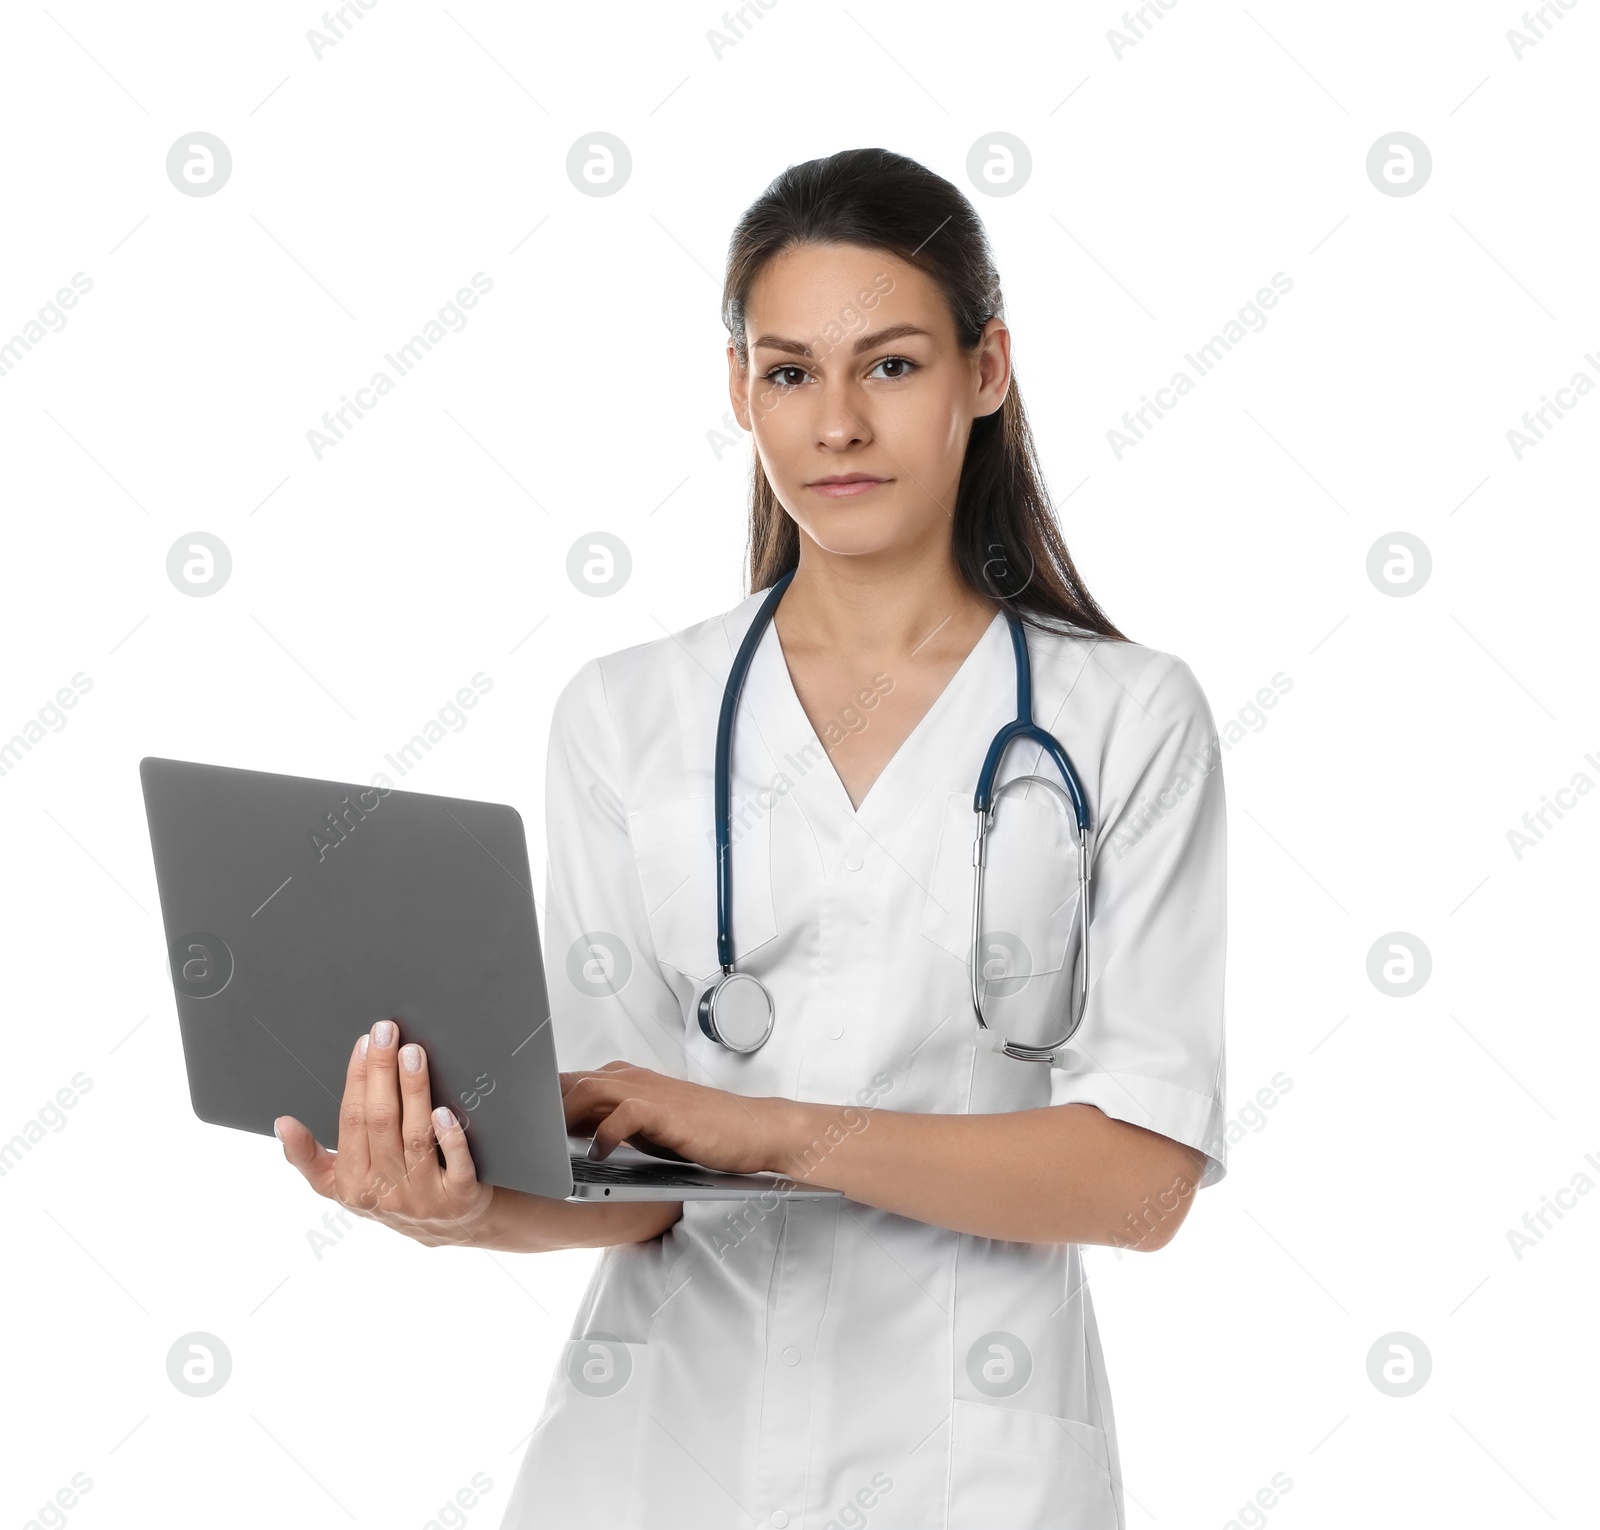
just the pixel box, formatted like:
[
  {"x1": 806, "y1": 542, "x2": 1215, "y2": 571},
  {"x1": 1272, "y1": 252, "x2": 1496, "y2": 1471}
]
[{"x1": 721, "y1": 146, "x2": 1126, "y2": 641}]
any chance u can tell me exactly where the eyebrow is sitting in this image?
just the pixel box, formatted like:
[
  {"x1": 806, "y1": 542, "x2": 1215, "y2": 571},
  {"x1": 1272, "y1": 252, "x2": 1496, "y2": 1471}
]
[{"x1": 749, "y1": 322, "x2": 931, "y2": 360}]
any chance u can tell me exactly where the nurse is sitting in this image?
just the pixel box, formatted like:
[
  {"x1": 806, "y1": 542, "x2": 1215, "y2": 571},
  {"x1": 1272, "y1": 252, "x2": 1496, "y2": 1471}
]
[{"x1": 278, "y1": 146, "x2": 1227, "y2": 1529}]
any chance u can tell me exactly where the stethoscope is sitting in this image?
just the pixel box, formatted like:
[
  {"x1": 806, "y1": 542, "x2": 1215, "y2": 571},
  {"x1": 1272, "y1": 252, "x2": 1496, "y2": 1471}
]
[{"x1": 698, "y1": 567, "x2": 1093, "y2": 1063}]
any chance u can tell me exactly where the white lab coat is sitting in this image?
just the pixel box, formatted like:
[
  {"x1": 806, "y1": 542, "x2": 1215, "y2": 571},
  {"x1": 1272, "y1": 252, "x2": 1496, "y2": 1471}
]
[{"x1": 501, "y1": 586, "x2": 1228, "y2": 1530}]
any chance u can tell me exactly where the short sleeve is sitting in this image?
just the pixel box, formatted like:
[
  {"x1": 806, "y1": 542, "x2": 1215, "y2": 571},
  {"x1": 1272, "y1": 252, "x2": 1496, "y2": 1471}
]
[
  {"x1": 542, "y1": 657, "x2": 691, "y2": 1078},
  {"x1": 1048, "y1": 652, "x2": 1229, "y2": 1186}
]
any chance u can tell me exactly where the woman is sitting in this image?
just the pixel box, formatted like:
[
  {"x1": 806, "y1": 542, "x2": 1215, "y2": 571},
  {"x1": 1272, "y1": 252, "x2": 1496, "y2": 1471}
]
[{"x1": 277, "y1": 147, "x2": 1227, "y2": 1528}]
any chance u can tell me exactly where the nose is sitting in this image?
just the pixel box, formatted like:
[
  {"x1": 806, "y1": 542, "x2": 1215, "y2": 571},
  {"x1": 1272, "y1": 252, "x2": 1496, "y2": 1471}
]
[{"x1": 812, "y1": 374, "x2": 871, "y2": 451}]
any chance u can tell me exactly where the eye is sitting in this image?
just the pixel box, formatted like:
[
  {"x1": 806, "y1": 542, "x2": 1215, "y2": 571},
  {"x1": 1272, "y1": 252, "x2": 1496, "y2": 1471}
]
[
  {"x1": 762, "y1": 364, "x2": 809, "y2": 389},
  {"x1": 869, "y1": 356, "x2": 917, "y2": 381}
]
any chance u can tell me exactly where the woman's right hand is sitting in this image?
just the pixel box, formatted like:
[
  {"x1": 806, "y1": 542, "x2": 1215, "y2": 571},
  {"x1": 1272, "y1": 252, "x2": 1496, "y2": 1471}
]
[{"x1": 275, "y1": 1018, "x2": 496, "y2": 1249}]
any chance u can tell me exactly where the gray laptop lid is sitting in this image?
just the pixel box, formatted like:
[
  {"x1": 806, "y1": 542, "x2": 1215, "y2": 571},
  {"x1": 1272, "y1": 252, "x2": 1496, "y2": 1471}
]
[{"x1": 140, "y1": 757, "x2": 575, "y2": 1198}]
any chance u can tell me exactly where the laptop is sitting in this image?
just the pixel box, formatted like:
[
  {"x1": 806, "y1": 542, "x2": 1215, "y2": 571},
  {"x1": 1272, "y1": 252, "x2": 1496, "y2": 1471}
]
[{"x1": 139, "y1": 757, "x2": 837, "y2": 1203}]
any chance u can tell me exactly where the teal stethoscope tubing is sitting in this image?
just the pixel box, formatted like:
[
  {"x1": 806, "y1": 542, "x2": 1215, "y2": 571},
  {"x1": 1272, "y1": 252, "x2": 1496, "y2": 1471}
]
[{"x1": 705, "y1": 567, "x2": 1093, "y2": 1062}]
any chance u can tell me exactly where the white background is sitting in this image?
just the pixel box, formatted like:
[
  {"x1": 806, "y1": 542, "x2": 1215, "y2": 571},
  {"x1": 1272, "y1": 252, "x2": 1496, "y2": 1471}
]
[{"x1": 2, "y1": 2, "x2": 1596, "y2": 1526}]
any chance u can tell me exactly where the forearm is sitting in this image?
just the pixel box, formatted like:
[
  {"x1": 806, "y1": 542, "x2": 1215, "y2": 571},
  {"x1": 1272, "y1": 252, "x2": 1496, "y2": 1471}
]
[
  {"x1": 433, "y1": 1186, "x2": 681, "y2": 1253},
  {"x1": 763, "y1": 1099, "x2": 1204, "y2": 1247}
]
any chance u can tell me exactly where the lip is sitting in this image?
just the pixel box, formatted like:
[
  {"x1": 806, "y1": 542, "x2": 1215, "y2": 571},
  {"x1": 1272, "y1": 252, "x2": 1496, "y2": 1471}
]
[{"x1": 807, "y1": 474, "x2": 890, "y2": 498}]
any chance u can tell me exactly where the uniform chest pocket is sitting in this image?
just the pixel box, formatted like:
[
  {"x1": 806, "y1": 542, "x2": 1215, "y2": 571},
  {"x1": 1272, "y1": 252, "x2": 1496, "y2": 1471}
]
[
  {"x1": 919, "y1": 788, "x2": 1083, "y2": 984},
  {"x1": 947, "y1": 1399, "x2": 1118, "y2": 1528},
  {"x1": 628, "y1": 794, "x2": 778, "y2": 983}
]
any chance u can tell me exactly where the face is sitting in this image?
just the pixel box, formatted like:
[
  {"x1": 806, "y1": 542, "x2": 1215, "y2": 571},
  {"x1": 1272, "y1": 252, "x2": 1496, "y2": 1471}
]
[{"x1": 728, "y1": 242, "x2": 1010, "y2": 564}]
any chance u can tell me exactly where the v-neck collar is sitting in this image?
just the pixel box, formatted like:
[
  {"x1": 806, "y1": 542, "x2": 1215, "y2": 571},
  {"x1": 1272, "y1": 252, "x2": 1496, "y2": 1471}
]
[{"x1": 736, "y1": 602, "x2": 1010, "y2": 834}]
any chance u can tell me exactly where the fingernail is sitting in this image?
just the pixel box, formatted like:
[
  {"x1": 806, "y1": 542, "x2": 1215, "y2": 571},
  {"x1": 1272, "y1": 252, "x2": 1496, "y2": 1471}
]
[
  {"x1": 585, "y1": 1137, "x2": 602, "y2": 1161},
  {"x1": 358, "y1": 1034, "x2": 369, "y2": 1059},
  {"x1": 400, "y1": 1044, "x2": 422, "y2": 1074},
  {"x1": 372, "y1": 1020, "x2": 395, "y2": 1048},
  {"x1": 273, "y1": 1118, "x2": 284, "y2": 1141},
  {"x1": 433, "y1": 1106, "x2": 456, "y2": 1131}
]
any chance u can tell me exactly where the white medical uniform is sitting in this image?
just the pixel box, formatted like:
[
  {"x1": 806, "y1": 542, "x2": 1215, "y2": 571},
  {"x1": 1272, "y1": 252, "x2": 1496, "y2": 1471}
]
[{"x1": 502, "y1": 585, "x2": 1228, "y2": 1530}]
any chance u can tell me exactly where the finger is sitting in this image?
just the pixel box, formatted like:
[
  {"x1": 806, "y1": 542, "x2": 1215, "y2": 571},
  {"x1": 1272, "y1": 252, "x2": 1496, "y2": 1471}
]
[
  {"x1": 275, "y1": 1115, "x2": 338, "y2": 1197},
  {"x1": 561, "y1": 1073, "x2": 624, "y2": 1133},
  {"x1": 589, "y1": 1096, "x2": 671, "y2": 1161},
  {"x1": 362, "y1": 1018, "x2": 407, "y2": 1198},
  {"x1": 333, "y1": 1031, "x2": 372, "y2": 1200},
  {"x1": 624, "y1": 1132, "x2": 692, "y2": 1163},
  {"x1": 559, "y1": 1062, "x2": 629, "y2": 1097},
  {"x1": 396, "y1": 1042, "x2": 439, "y2": 1188},
  {"x1": 431, "y1": 1105, "x2": 483, "y2": 1208}
]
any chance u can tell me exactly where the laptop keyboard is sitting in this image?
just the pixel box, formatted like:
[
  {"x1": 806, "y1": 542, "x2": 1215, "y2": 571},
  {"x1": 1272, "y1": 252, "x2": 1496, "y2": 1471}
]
[{"x1": 569, "y1": 1155, "x2": 715, "y2": 1188}]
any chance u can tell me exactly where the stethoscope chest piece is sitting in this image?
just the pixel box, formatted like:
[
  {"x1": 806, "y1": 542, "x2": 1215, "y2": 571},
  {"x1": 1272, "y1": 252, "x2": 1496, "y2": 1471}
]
[{"x1": 697, "y1": 969, "x2": 776, "y2": 1053}]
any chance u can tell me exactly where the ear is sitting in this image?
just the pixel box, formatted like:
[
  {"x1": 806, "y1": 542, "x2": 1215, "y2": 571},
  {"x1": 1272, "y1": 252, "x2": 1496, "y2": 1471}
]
[{"x1": 973, "y1": 317, "x2": 1012, "y2": 420}]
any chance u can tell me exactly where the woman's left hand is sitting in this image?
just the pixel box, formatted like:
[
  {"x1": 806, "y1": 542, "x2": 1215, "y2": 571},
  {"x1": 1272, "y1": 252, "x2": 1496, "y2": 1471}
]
[{"x1": 560, "y1": 1062, "x2": 795, "y2": 1175}]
